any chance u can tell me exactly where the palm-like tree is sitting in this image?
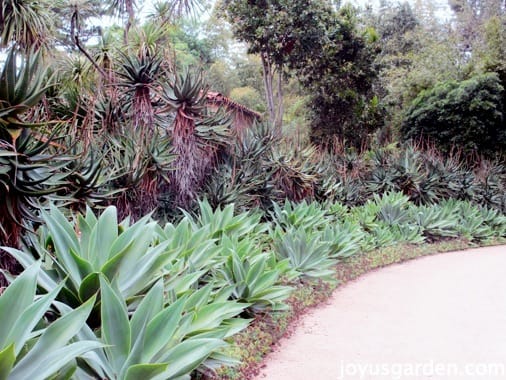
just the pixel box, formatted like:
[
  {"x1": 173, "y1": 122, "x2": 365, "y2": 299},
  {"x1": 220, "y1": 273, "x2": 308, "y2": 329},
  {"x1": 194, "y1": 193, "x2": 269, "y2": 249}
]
[
  {"x1": 161, "y1": 69, "x2": 232, "y2": 207},
  {"x1": 0, "y1": 50, "x2": 74, "y2": 285},
  {"x1": 149, "y1": 0, "x2": 206, "y2": 24},
  {"x1": 106, "y1": 0, "x2": 136, "y2": 43},
  {"x1": 0, "y1": 0, "x2": 54, "y2": 51}
]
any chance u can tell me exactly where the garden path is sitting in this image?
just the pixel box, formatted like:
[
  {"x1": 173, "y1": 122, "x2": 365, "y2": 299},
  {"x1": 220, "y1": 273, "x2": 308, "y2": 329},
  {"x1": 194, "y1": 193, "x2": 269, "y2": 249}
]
[{"x1": 254, "y1": 245, "x2": 506, "y2": 380}]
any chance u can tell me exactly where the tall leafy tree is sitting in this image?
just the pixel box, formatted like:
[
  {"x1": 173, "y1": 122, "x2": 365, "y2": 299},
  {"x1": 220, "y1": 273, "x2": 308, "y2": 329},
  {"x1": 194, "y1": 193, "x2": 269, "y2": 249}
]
[
  {"x1": 368, "y1": 1, "x2": 464, "y2": 138},
  {"x1": 222, "y1": 1, "x2": 381, "y2": 146},
  {"x1": 299, "y1": 5, "x2": 382, "y2": 148},
  {"x1": 221, "y1": 0, "x2": 334, "y2": 130}
]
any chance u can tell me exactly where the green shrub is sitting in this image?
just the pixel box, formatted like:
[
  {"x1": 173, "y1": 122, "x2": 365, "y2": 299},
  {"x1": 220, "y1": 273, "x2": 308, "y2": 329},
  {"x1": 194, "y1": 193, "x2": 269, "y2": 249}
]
[
  {"x1": 229, "y1": 86, "x2": 265, "y2": 113},
  {"x1": 401, "y1": 73, "x2": 505, "y2": 157}
]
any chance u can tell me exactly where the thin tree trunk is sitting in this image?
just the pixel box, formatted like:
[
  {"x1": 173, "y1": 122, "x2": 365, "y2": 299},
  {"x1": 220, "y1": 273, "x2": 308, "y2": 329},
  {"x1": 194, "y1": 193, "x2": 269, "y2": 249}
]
[
  {"x1": 261, "y1": 52, "x2": 276, "y2": 127},
  {"x1": 71, "y1": 8, "x2": 107, "y2": 79},
  {"x1": 124, "y1": 0, "x2": 135, "y2": 45},
  {"x1": 274, "y1": 68, "x2": 284, "y2": 135}
]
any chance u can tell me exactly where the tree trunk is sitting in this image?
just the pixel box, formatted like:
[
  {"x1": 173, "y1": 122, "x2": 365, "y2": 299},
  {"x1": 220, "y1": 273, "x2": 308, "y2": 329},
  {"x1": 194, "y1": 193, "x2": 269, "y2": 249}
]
[
  {"x1": 124, "y1": 0, "x2": 135, "y2": 45},
  {"x1": 274, "y1": 69, "x2": 284, "y2": 135},
  {"x1": 0, "y1": 200, "x2": 23, "y2": 288},
  {"x1": 261, "y1": 52, "x2": 276, "y2": 127}
]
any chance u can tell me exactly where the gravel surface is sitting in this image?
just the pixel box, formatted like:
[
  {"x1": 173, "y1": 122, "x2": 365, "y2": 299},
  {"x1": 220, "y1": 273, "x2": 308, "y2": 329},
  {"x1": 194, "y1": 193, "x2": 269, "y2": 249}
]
[{"x1": 254, "y1": 245, "x2": 506, "y2": 380}]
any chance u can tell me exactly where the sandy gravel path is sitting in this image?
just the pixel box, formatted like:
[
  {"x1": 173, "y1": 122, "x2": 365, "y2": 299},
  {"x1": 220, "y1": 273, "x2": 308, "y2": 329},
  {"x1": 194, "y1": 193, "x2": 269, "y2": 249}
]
[{"x1": 254, "y1": 245, "x2": 506, "y2": 380}]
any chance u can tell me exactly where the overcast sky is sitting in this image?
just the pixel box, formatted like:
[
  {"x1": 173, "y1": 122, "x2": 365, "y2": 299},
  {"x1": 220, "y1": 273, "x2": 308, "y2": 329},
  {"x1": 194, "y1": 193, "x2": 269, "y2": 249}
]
[
  {"x1": 136, "y1": 0, "x2": 454, "y2": 23},
  {"x1": 346, "y1": 0, "x2": 453, "y2": 21}
]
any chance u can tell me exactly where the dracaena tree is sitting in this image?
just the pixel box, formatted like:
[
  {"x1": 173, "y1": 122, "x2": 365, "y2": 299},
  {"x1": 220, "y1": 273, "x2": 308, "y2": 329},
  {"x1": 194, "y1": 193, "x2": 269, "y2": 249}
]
[
  {"x1": 0, "y1": 0, "x2": 55, "y2": 51},
  {"x1": 161, "y1": 69, "x2": 231, "y2": 208}
]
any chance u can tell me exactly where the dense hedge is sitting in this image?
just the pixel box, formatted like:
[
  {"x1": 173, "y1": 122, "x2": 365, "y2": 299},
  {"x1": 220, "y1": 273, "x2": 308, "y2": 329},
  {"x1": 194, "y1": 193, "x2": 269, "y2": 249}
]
[{"x1": 401, "y1": 72, "x2": 505, "y2": 157}]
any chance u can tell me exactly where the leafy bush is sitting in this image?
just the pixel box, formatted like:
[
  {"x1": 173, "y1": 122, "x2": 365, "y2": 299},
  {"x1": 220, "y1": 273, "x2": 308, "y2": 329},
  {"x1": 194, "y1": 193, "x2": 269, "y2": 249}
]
[{"x1": 401, "y1": 73, "x2": 505, "y2": 157}]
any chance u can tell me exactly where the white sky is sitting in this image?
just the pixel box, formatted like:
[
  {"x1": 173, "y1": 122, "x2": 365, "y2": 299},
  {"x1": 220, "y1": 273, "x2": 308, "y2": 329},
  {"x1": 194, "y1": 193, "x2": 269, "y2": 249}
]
[
  {"x1": 349, "y1": 0, "x2": 454, "y2": 21},
  {"x1": 137, "y1": 0, "x2": 454, "y2": 22}
]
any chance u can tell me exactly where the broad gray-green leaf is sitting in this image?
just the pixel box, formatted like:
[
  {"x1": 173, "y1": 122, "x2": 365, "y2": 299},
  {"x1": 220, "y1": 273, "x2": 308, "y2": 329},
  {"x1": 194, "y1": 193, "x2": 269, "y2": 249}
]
[
  {"x1": 0, "y1": 263, "x2": 40, "y2": 348},
  {"x1": 100, "y1": 277, "x2": 131, "y2": 371},
  {"x1": 89, "y1": 207, "x2": 118, "y2": 269},
  {"x1": 160, "y1": 338, "x2": 225, "y2": 379},
  {"x1": 142, "y1": 297, "x2": 187, "y2": 362},
  {"x1": 6, "y1": 283, "x2": 63, "y2": 356},
  {"x1": 10, "y1": 296, "x2": 96, "y2": 379},
  {"x1": 124, "y1": 363, "x2": 168, "y2": 380}
]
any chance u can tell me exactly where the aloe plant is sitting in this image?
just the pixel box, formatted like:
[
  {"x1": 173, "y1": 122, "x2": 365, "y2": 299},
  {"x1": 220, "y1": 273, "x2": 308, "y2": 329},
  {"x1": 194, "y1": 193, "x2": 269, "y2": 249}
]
[
  {"x1": 0, "y1": 49, "x2": 50, "y2": 142},
  {"x1": 204, "y1": 122, "x2": 278, "y2": 212},
  {"x1": 105, "y1": 130, "x2": 174, "y2": 219},
  {"x1": 0, "y1": 263, "x2": 101, "y2": 380},
  {"x1": 0, "y1": 1, "x2": 52, "y2": 51},
  {"x1": 0, "y1": 49, "x2": 69, "y2": 282},
  {"x1": 161, "y1": 69, "x2": 233, "y2": 207}
]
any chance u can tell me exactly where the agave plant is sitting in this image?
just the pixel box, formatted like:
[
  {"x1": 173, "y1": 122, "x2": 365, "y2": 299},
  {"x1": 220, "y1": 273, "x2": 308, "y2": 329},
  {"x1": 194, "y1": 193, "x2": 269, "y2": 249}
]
[
  {"x1": 2, "y1": 205, "x2": 177, "y2": 315},
  {"x1": 479, "y1": 206, "x2": 506, "y2": 238},
  {"x1": 446, "y1": 200, "x2": 497, "y2": 242},
  {"x1": 410, "y1": 204, "x2": 460, "y2": 242},
  {"x1": 183, "y1": 200, "x2": 265, "y2": 241},
  {"x1": 0, "y1": 263, "x2": 101, "y2": 380},
  {"x1": 320, "y1": 220, "x2": 365, "y2": 259},
  {"x1": 213, "y1": 237, "x2": 292, "y2": 314},
  {"x1": 273, "y1": 228, "x2": 337, "y2": 282},
  {"x1": 271, "y1": 200, "x2": 329, "y2": 234},
  {"x1": 75, "y1": 277, "x2": 233, "y2": 380}
]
